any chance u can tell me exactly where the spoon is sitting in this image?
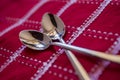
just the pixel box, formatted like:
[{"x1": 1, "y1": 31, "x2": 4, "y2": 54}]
[
  {"x1": 41, "y1": 13, "x2": 90, "y2": 80},
  {"x1": 19, "y1": 30, "x2": 120, "y2": 63},
  {"x1": 41, "y1": 13, "x2": 120, "y2": 64}
]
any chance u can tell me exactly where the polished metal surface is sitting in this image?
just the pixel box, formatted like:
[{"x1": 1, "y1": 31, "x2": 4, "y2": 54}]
[
  {"x1": 52, "y1": 42, "x2": 120, "y2": 64},
  {"x1": 41, "y1": 12, "x2": 65, "y2": 40},
  {"x1": 41, "y1": 13, "x2": 90, "y2": 80},
  {"x1": 19, "y1": 30, "x2": 51, "y2": 50}
]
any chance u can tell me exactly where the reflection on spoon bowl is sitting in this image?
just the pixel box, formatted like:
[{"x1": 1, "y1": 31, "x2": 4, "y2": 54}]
[
  {"x1": 19, "y1": 30, "x2": 51, "y2": 50},
  {"x1": 41, "y1": 12, "x2": 65, "y2": 40}
]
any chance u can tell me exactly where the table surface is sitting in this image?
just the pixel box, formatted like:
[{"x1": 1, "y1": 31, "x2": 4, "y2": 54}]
[{"x1": 0, "y1": 0, "x2": 120, "y2": 80}]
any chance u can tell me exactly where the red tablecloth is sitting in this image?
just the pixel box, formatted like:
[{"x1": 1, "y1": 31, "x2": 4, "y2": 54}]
[{"x1": 0, "y1": 0, "x2": 120, "y2": 80}]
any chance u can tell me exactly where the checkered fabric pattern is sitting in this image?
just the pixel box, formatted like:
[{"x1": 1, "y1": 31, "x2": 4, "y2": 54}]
[{"x1": 0, "y1": 0, "x2": 120, "y2": 80}]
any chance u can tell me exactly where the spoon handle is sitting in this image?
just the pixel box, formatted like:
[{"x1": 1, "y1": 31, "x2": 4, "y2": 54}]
[
  {"x1": 58, "y1": 38, "x2": 90, "y2": 80},
  {"x1": 52, "y1": 42, "x2": 120, "y2": 64}
]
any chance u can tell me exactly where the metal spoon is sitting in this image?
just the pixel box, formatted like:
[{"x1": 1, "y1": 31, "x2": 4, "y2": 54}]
[
  {"x1": 41, "y1": 13, "x2": 120, "y2": 64},
  {"x1": 41, "y1": 13, "x2": 90, "y2": 80},
  {"x1": 19, "y1": 30, "x2": 120, "y2": 63}
]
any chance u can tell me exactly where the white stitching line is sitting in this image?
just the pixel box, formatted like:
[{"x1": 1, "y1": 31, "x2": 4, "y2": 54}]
[
  {"x1": 70, "y1": 0, "x2": 112, "y2": 45},
  {"x1": 0, "y1": 52, "x2": 76, "y2": 80},
  {"x1": 0, "y1": 51, "x2": 40, "y2": 69},
  {"x1": 56, "y1": 0, "x2": 77, "y2": 16},
  {"x1": 77, "y1": 28, "x2": 119, "y2": 41},
  {"x1": 0, "y1": 47, "x2": 42, "y2": 64},
  {"x1": 83, "y1": 34, "x2": 115, "y2": 41},
  {"x1": 0, "y1": 45, "x2": 26, "y2": 72},
  {"x1": 0, "y1": 0, "x2": 48, "y2": 37},
  {"x1": 0, "y1": 48, "x2": 75, "y2": 74},
  {"x1": 78, "y1": 1, "x2": 119, "y2": 6},
  {"x1": 31, "y1": 56, "x2": 58, "y2": 80},
  {"x1": 0, "y1": 53, "x2": 9, "y2": 59},
  {"x1": 0, "y1": 53, "x2": 39, "y2": 69},
  {"x1": 0, "y1": 47, "x2": 13, "y2": 54},
  {"x1": 51, "y1": 0, "x2": 120, "y2": 5},
  {"x1": 48, "y1": 70, "x2": 74, "y2": 80},
  {"x1": 52, "y1": 64, "x2": 74, "y2": 74},
  {"x1": 86, "y1": 29, "x2": 119, "y2": 37},
  {"x1": 5, "y1": 17, "x2": 40, "y2": 25},
  {"x1": 89, "y1": 37, "x2": 120, "y2": 80},
  {"x1": 82, "y1": 29, "x2": 119, "y2": 41},
  {"x1": 21, "y1": 55, "x2": 42, "y2": 63},
  {"x1": 0, "y1": 52, "x2": 76, "y2": 79},
  {"x1": 31, "y1": 0, "x2": 77, "y2": 79},
  {"x1": 17, "y1": 59, "x2": 38, "y2": 69},
  {"x1": 67, "y1": 30, "x2": 117, "y2": 44},
  {"x1": 77, "y1": 0, "x2": 102, "y2": 4}
]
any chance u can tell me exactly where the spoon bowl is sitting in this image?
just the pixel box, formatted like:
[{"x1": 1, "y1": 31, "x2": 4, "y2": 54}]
[
  {"x1": 41, "y1": 12, "x2": 65, "y2": 40},
  {"x1": 19, "y1": 30, "x2": 51, "y2": 50}
]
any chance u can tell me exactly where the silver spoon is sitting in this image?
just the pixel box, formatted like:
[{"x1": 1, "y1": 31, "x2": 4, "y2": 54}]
[
  {"x1": 41, "y1": 13, "x2": 90, "y2": 80},
  {"x1": 19, "y1": 30, "x2": 120, "y2": 64},
  {"x1": 41, "y1": 13, "x2": 120, "y2": 64}
]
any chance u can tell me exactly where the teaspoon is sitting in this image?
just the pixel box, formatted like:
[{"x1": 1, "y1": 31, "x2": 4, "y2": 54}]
[
  {"x1": 41, "y1": 13, "x2": 120, "y2": 64},
  {"x1": 41, "y1": 13, "x2": 90, "y2": 80},
  {"x1": 19, "y1": 30, "x2": 120, "y2": 63}
]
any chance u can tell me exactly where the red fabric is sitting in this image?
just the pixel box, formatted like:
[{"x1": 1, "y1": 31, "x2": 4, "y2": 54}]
[{"x1": 0, "y1": 0, "x2": 120, "y2": 80}]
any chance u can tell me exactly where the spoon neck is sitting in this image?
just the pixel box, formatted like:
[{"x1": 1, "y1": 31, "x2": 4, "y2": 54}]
[
  {"x1": 53, "y1": 33, "x2": 65, "y2": 44},
  {"x1": 58, "y1": 38, "x2": 65, "y2": 44}
]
